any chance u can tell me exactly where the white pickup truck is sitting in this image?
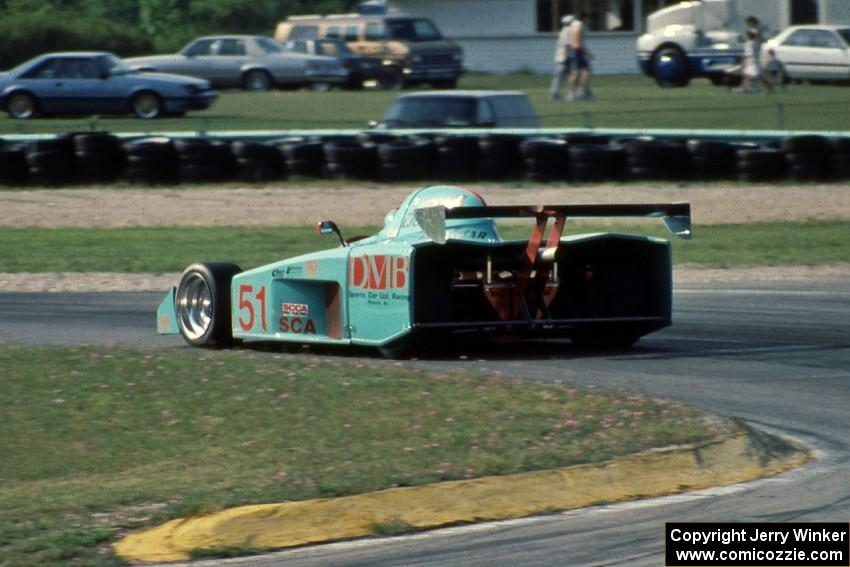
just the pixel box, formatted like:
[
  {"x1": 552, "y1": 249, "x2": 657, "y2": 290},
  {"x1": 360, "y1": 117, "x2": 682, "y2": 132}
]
[{"x1": 636, "y1": 0, "x2": 751, "y2": 87}]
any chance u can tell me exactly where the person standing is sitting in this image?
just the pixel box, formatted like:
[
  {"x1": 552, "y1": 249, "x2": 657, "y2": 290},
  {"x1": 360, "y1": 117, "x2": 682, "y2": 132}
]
[
  {"x1": 566, "y1": 13, "x2": 593, "y2": 101},
  {"x1": 736, "y1": 16, "x2": 773, "y2": 93},
  {"x1": 549, "y1": 15, "x2": 573, "y2": 100},
  {"x1": 739, "y1": 29, "x2": 774, "y2": 93}
]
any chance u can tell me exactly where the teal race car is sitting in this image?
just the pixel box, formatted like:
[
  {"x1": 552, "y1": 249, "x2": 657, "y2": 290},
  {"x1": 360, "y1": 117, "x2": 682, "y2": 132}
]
[{"x1": 157, "y1": 186, "x2": 691, "y2": 355}]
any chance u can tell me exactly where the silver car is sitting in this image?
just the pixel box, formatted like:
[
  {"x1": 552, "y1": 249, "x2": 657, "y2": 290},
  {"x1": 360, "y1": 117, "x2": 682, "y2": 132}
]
[
  {"x1": 765, "y1": 25, "x2": 850, "y2": 82},
  {"x1": 125, "y1": 35, "x2": 347, "y2": 91}
]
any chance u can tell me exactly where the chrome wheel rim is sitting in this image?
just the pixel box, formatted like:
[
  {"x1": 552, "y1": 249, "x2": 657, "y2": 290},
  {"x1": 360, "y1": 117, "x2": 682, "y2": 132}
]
[
  {"x1": 176, "y1": 273, "x2": 212, "y2": 340},
  {"x1": 134, "y1": 93, "x2": 159, "y2": 119},
  {"x1": 9, "y1": 94, "x2": 34, "y2": 119}
]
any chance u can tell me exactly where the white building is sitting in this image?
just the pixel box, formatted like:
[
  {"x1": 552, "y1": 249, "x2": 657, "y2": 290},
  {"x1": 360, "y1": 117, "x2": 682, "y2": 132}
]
[{"x1": 389, "y1": 0, "x2": 850, "y2": 74}]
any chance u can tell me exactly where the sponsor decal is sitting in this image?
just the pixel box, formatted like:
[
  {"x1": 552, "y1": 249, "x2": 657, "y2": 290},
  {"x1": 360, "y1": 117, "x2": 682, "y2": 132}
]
[
  {"x1": 279, "y1": 316, "x2": 316, "y2": 334},
  {"x1": 350, "y1": 254, "x2": 408, "y2": 291},
  {"x1": 281, "y1": 302, "x2": 309, "y2": 317},
  {"x1": 274, "y1": 266, "x2": 303, "y2": 278}
]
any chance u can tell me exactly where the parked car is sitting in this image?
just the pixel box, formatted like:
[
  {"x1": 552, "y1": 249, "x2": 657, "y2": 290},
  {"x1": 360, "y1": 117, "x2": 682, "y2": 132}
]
[
  {"x1": 280, "y1": 38, "x2": 387, "y2": 89},
  {"x1": 374, "y1": 91, "x2": 539, "y2": 129},
  {"x1": 765, "y1": 25, "x2": 850, "y2": 82},
  {"x1": 275, "y1": 12, "x2": 463, "y2": 89},
  {"x1": 125, "y1": 35, "x2": 347, "y2": 92},
  {"x1": 0, "y1": 52, "x2": 217, "y2": 119},
  {"x1": 156, "y1": 185, "x2": 691, "y2": 354}
]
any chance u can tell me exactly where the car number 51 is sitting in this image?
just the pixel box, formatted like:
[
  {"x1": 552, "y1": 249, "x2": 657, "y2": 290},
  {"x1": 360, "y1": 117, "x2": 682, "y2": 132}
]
[{"x1": 238, "y1": 285, "x2": 267, "y2": 332}]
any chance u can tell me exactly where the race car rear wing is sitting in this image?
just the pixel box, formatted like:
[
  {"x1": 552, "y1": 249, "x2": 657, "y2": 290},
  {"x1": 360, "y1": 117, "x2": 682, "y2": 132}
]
[{"x1": 414, "y1": 202, "x2": 692, "y2": 244}]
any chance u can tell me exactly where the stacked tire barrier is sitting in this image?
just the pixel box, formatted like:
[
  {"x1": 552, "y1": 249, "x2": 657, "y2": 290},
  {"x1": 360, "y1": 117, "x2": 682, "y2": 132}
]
[
  {"x1": 623, "y1": 138, "x2": 690, "y2": 180},
  {"x1": 434, "y1": 135, "x2": 478, "y2": 179},
  {"x1": 232, "y1": 141, "x2": 284, "y2": 182},
  {"x1": 74, "y1": 132, "x2": 125, "y2": 182},
  {"x1": 0, "y1": 132, "x2": 848, "y2": 186},
  {"x1": 322, "y1": 138, "x2": 379, "y2": 179},
  {"x1": 282, "y1": 139, "x2": 324, "y2": 177},
  {"x1": 520, "y1": 138, "x2": 568, "y2": 181},
  {"x1": 687, "y1": 140, "x2": 740, "y2": 180},
  {"x1": 124, "y1": 137, "x2": 178, "y2": 184},
  {"x1": 0, "y1": 140, "x2": 28, "y2": 185},
  {"x1": 780, "y1": 135, "x2": 831, "y2": 182},
  {"x1": 175, "y1": 139, "x2": 236, "y2": 183},
  {"x1": 831, "y1": 138, "x2": 850, "y2": 180},
  {"x1": 566, "y1": 137, "x2": 626, "y2": 182},
  {"x1": 27, "y1": 135, "x2": 76, "y2": 185},
  {"x1": 377, "y1": 137, "x2": 435, "y2": 180}
]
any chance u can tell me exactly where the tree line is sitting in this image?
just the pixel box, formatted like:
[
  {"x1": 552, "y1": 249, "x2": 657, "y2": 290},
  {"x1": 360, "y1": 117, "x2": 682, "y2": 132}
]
[{"x1": 0, "y1": 0, "x2": 354, "y2": 68}]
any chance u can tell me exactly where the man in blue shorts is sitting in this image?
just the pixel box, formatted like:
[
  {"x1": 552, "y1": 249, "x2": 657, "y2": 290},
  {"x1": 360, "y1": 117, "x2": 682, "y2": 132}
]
[{"x1": 567, "y1": 13, "x2": 593, "y2": 101}]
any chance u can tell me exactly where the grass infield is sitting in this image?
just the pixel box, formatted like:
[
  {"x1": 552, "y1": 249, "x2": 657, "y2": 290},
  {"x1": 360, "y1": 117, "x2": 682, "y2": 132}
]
[
  {"x1": 0, "y1": 345, "x2": 725, "y2": 566},
  {"x1": 0, "y1": 221, "x2": 847, "y2": 273},
  {"x1": 1, "y1": 73, "x2": 849, "y2": 134}
]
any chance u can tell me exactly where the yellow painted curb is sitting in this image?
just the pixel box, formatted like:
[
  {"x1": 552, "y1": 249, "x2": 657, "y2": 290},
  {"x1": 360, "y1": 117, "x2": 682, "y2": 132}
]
[{"x1": 115, "y1": 427, "x2": 808, "y2": 563}]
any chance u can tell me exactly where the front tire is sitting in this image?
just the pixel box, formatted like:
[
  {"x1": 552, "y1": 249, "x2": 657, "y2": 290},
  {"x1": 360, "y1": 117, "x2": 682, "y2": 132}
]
[
  {"x1": 132, "y1": 91, "x2": 162, "y2": 119},
  {"x1": 651, "y1": 47, "x2": 690, "y2": 87},
  {"x1": 243, "y1": 69, "x2": 272, "y2": 92},
  {"x1": 175, "y1": 262, "x2": 242, "y2": 348},
  {"x1": 7, "y1": 92, "x2": 36, "y2": 119}
]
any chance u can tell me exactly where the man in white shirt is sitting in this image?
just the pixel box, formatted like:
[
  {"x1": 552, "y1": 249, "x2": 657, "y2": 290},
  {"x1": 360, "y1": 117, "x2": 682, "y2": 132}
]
[{"x1": 549, "y1": 15, "x2": 573, "y2": 100}]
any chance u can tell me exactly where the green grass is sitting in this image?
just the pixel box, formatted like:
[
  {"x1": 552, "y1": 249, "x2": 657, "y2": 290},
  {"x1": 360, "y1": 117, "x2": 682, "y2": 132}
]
[
  {"x1": 0, "y1": 221, "x2": 847, "y2": 273},
  {"x1": 1, "y1": 73, "x2": 848, "y2": 135},
  {"x1": 0, "y1": 345, "x2": 722, "y2": 566}
]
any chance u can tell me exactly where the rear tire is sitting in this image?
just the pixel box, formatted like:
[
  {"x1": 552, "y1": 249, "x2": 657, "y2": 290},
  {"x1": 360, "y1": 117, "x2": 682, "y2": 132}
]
[
  {"x1": 243, "y1": 70, "x2": 272, "y2": 92},
  {"x1": 7, "y1": 92, "x2": 36, "y2": 119},
  {"x1": 131, "y1": 91, "x2": 162, "y2": 119},
  {"x1": 175, "y1": 262, "x2": 242, "y2": 348}
]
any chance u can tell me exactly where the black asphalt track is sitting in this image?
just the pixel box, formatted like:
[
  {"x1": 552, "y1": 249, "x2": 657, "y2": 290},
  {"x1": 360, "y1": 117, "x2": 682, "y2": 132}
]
[{"x1": 1, "y1": 279, "x2": 848, "y2": 566}]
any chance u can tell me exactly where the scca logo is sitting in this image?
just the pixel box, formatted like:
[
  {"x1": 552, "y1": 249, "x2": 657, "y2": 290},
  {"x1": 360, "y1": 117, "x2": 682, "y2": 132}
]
[
  {"x1": 350, "y1": 255, "x2": 408, "y2": 290},
  {"x1": 279, "y1": 317, "x2": 316, "y2": 334}
]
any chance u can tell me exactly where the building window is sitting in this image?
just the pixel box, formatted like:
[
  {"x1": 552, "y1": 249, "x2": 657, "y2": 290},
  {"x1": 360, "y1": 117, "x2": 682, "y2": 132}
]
[
  {"x1": 791, "y1": 0, "x2": 818, "y2": 24},
  {"x1": 536, "y1": 0, "x2": 635, "y2": 32}
]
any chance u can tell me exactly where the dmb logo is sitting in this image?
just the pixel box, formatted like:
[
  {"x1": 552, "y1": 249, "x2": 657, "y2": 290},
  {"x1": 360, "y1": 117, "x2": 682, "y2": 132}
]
[{"x1": 350, "y1": 255, "x2": 409, "y2": 290}]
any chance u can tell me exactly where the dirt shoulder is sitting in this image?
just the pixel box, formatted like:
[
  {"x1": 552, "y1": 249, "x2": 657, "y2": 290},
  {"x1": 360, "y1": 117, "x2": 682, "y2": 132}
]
[{"x1": 3, "y1": 183, "x2": 850, "y2": 228}]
